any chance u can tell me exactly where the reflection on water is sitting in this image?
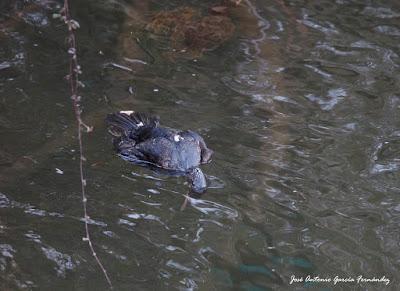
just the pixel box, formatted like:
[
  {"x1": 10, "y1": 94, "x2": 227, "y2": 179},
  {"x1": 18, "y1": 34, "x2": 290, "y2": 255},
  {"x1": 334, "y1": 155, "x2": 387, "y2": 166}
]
[{"x1": 1, "y1": 0, "x2": 400, "y2": 289}]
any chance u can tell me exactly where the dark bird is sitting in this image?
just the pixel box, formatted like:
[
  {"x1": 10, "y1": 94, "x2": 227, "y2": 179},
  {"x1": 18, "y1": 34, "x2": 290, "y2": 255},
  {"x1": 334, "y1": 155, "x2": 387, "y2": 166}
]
[{"x1": 106, "y1": 111, "x2": 213, "y2": 193}]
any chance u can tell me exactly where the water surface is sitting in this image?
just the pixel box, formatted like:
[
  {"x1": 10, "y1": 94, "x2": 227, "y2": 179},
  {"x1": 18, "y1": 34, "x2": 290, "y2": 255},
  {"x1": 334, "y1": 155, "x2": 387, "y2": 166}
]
[{"x1": 0, "y1": 0, "x2": 399, "y2": 290}]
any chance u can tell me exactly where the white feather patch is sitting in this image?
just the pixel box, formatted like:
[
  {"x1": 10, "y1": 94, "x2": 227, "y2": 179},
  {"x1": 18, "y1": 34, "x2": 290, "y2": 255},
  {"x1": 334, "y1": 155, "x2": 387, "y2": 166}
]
[
  {"x1": 174, "y1": 134, "x2": 184, "y2": 142},
  {"x1": 120, "y1": 110, "x2": 134, "y2": 115},
  {"x1": 137, "y1": 122, "x2": 144, "y2": 127}
]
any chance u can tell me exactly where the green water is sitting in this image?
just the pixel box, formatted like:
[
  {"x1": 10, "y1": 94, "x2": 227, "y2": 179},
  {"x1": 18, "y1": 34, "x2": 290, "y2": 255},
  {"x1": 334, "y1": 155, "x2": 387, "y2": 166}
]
[{"x1": 0, "y1": 0, "x2": 399, "y2": 290}]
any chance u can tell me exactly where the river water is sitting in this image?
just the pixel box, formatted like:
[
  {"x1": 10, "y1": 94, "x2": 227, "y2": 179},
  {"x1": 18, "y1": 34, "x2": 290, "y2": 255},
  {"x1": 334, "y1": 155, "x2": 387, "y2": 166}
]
[{"x1": 0, "y1": 0, "x2": 399, "y2": 290}]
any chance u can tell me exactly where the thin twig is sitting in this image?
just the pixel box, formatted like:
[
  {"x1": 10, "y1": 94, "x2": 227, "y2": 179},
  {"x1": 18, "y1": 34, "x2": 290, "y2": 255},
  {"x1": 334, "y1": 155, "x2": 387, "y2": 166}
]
[{"x1": 61, "y1": 1, "x2": 113, "y2": 288}]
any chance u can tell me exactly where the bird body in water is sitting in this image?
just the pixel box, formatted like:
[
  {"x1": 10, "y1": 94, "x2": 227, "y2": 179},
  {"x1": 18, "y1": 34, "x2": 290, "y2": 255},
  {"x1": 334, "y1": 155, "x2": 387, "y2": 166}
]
[{"x1": 106, "y1": 111, "x2": 213, "y2": 193}]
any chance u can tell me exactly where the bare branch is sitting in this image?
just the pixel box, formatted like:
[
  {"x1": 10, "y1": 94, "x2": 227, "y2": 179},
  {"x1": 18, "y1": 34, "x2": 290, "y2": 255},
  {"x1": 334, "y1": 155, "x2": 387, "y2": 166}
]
[{"x1": 62, "y1": 0, "x2": 113, "y2": 288}]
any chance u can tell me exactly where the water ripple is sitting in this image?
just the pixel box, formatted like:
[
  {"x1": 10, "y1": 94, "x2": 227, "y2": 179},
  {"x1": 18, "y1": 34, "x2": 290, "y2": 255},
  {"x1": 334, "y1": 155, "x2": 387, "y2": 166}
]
[{"x1": 189, "y1": 198, "x2": 238, "y2": 220}]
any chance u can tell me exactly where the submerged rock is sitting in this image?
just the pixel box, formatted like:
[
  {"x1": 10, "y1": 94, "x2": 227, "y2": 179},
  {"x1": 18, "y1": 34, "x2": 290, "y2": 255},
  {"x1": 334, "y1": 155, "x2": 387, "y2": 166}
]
[{"x1": 145, "y1": 6, "x2": 235, "y2": 58}]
